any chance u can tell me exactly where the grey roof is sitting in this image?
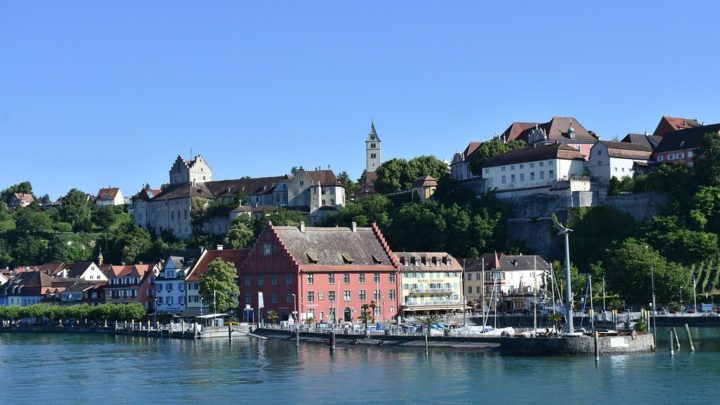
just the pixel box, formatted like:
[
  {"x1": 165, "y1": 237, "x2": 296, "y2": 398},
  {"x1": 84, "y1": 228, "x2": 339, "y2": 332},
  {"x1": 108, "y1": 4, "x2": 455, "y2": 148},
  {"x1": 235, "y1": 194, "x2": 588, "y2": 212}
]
[
  {"x1": 152, "y1": 183, "x2": 214, "y2": 201},
  {"x1": 654, "y1": 123, "x2": 720, "y2": 153},
  {"x1": 65, "y1": 262, "x2": 96, "y2": 278},
  {"x1": 396, "y1": 252, "x2": 462, "y2": 272},
  {"x1": 621, "y1": 133, "x2": 663, "y2": 150},
  {"x1": 462, "y1": 253, "x2": 550, "y2": 272},
  {"x1": 274, "y1": 225, "x2": 394, "y2": 267}
]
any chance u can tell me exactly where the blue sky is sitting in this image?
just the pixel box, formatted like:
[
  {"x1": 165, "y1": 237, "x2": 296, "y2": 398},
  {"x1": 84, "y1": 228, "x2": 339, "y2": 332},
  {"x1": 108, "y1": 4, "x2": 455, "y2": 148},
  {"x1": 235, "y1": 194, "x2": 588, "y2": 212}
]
[{"x1": 2, "y1": 1, "x2": 719, "y2": 199}]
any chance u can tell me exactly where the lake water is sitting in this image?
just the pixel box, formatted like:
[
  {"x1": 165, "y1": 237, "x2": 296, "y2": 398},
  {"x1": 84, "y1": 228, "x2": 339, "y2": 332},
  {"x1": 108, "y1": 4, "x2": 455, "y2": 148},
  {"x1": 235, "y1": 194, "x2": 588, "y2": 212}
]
[{"x1": 1, "y1": 328, "x2": 719, "y2": 404}]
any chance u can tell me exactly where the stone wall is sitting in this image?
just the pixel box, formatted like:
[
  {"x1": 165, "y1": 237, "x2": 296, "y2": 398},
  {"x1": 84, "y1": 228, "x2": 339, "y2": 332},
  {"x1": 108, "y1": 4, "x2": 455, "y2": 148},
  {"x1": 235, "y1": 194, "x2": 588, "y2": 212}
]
[
  {"x1": 602, "y1": 192, "x2": 668, "y2": 222},
  {"x1": 506, "y1": 218, "x2": 557, "y2": 257},
  {"x1": 500, "y1": 334, "x2": 655, "y2": 355}
]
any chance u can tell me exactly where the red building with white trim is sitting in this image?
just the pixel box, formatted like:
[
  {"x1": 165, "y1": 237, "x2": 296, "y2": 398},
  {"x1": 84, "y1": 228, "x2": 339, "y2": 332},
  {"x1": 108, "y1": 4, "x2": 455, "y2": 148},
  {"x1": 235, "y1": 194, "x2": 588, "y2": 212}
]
[{"x1": 239, "y1": 222, "x2": 401, "y2": 324}]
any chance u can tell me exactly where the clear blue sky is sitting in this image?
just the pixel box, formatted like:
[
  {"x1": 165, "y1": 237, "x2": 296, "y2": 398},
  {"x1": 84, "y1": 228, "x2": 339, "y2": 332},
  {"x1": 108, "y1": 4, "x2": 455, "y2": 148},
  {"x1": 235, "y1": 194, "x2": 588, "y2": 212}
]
[{"x1": 2, "y1": 1, "x2": 719, "y2": 200}]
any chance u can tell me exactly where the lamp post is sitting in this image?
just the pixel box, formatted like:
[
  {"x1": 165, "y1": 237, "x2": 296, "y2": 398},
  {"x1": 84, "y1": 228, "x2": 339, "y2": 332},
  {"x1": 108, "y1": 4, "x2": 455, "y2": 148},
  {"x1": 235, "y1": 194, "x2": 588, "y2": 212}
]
[{"x1": 291, "y1": 293, "x2": 299, "y2": 347}]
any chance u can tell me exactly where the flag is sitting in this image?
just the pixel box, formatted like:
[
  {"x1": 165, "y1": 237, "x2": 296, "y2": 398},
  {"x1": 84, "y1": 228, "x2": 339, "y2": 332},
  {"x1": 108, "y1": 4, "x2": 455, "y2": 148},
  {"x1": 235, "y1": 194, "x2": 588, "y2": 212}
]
[{"x1": 258, "y1": 292, "x2": 264, "y2": 309}]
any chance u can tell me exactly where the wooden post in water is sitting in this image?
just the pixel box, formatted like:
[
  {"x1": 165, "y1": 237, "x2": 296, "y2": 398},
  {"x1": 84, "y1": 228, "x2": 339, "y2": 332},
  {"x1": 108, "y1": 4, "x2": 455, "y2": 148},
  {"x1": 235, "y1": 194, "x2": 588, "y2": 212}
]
[
  {"x1": 670, "y1": 330, "x2": 675, "y2": 356},
  {"x1": 156, "y1": 321, "x2": 160, "y2": 337},
  {"x1": 424, "y1": 331, "x2": 429, "y2": 357},
  {"x1": 594, "y1": 332, "x2": 600, "y2": 363},
  {"x1": 228, "y1": 325, "x2": 232, "y2": 341},
  {"x1": 330, "y1": 331, "x2": 336, "y2": 351},
  {"x1": 685, "y1": 323, "x2": 695, "y2": 352},
  {"x1": 672, "y1": 327, "x2": 681, "y2": 350},
  {"x1": 147, "y1": 320, "x2": 150, "y2": 335}
]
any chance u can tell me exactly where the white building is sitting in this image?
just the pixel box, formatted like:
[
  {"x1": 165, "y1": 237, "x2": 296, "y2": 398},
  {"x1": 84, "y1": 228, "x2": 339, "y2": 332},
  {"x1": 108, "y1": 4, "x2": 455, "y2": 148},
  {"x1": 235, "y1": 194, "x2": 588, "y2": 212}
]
[
  {"x1": 156, "y1": 253, "x2": 200, "y2": 314},
  {"x1": 585, "y1": 141, "x2": 652, "y2": 185},
  {"x1": 482, "y1": 143, "x2": 589, "y2": 200},
  {"x1": 95, "y1": 187, "x2": 125, "y2": 206}
]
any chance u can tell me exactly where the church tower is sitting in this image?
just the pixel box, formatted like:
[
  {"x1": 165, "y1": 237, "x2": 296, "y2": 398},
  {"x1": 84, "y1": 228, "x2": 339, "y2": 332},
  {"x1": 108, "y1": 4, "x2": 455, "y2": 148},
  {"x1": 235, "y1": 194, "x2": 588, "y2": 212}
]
[{"x1": 365, "y1": 122, "x2": 382, "y2": 173}]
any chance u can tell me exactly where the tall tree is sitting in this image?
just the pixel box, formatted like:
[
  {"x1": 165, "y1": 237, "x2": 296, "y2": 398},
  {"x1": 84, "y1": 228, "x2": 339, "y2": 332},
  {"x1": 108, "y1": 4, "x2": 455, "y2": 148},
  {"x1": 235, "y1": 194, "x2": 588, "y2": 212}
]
[
  {"x1": 61, "y1": 189, "x2": 92, "y2": 231},
  {"x1": 468, "y1": 138, "x2": 527, "y2": 175},
  {"x1": 223, "y1": 217, "x2": 255, "y2": 249},
  {"x1": 200, "y1": 259, "x2": 240, "y2": 313},
  {"x1": 695, "y1": 131, "x2": 720, "y2": 186},
  {"x1": 337, "y1": 171, "x2": 358, "y2": 199},
  {"x1": 0, "y1": 181, "x2": 33, "y2": 205}
]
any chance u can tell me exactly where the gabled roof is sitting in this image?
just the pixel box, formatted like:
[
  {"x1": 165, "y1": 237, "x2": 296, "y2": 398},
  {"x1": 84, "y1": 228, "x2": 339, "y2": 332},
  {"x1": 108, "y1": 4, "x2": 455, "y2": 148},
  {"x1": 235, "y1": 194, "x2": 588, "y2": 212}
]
[
  {"x1": 307, "y1": 170, "x2": 339, "y2": 186},
  {"x1": 502, "y1": 122, "x2": 540, "y2": 142},
  {"x1": 502, "y1": 117, "x2": 598, "y2": 144},
  {"x1": 597, "y1": 141, "x2": 652, "y2": 159},
  {"x1": 464, "y1": 142, "x2": 482, "y2": 159},
  {"x1": 463, "y1": 253, "x2": 550, "y2": 272},
  {"x1": 483, "y1": 143, "x2": 585, "y2": 168},
  {"x1": 12, "y1": 193, "x2": 34, "y2": 204},
  {"x1": 152, "y1": 182, "x2": 214, "y2": 201},
  {"x1": 395, "y1": 252, "x2": 462, "y2": 271},
  {"x1": 271, "y1": 224, "x2": 398, "y2": 268},
  {"x1": 205, "y1": 176, "x2": 289, "y2": 200},
  {"x1": 621, "y1": 133, "x2": 663, "y2": 150},
  {"x1": 96, "y1": 187, "x2": 120, "y2": 200},
  {"x1": 2, "y1": 271, "x2": 56, "y2": 296},
  {"x1": 412, "y1": 176, "x2": 438, "y2": 188},
  {"x1": 654, "y1": 123, "x2": 720, "y2": 154},
  {"x1": 186, "y1": 249, "x2": 250, "y2": 282},
  {"x1": 65, "y1": 262, "x2": 97, "y2": 278},
  {"x1": 653, "y1": 116, "x2": 703, "y2": 137},
  {"x1": 367, "y1": 122, "x2": 381, "y2": 142}
]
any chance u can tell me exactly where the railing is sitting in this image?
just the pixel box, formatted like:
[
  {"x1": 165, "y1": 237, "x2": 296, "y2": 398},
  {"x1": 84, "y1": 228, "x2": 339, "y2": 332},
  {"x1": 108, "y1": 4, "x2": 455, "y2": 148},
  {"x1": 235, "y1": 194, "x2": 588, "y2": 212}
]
[
  {"x1": 409, "y1": 288, "x2": 454, "y2": 294},
  {"x1": 405, "y1": 300, "x2": 462, "y2": 306}
]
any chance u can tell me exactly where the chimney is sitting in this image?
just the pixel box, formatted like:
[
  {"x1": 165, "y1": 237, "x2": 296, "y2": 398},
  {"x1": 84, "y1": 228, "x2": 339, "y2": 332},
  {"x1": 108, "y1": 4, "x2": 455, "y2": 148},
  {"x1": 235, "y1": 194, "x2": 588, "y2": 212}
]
[
  {"x1": 216, "y1": 244, "x2": 223, "y2": 251},
  {"x1": 351, "y1": 222, "x2": 357, "y2": 232},
  {"x1": 300, "y1": 221, "x2": 305, "y2": 232}
]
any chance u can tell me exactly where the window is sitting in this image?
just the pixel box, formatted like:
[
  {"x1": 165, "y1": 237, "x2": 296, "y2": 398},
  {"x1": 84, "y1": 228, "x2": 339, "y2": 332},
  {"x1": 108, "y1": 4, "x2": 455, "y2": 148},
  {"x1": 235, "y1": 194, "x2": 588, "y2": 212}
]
[
  {"x1": 359, "y1": 290, "x2": 366, "y2": 301},
  {"x1": 271, "y1": 293, "x2": 278, "y2": 304},
  {"x1": 678, "y1": 152, "x2": 685, "y2": 158},
  {"x1": 286, "y1": 293, "x2": 293, "y2": 304},
  {"x1": 359, "y1": 273, "x2": 366, "y2": 284},
  {"x1": 167, "y1": 297, "x2": 173, "y2": 305},
  {"x1": 688, "y1": 151, "x2": 694, "y2": 157},
  {"x1": 156, "y1": 282, "x2": 162, "y2": 291},
  {"x1": 263, "y1": 243, "x2": 272, "y2": 256},
  {"x1": 343, "y1": 291, "x2": 351, "y2": 301},
  {"x1": 374, "y1": 289, "x2": 381, "y2": 300},
  {"x1": 549, "y1": 170, "x2": 554, "y2": 178},
  {"x1": 328, "y1": 274, "x2": 335, "y2": 284},
  {"x1": 374, "y1": 272, "x2": 380, "y2": 283},
  {"x1": 343, "y1": 273, "x2": 350, "y2": 284},
  {"x1": 520, "y1": 173, "x2": 525, "y2": 181},
  {"x1": 540, "y1": 171, "x2": 545, "y2": 179},
  {"x1": 371, "y1": 143, "x2": 376, "y2": 148},
  {"x1": 258, "y1": 276, "x2": 264, "y2": 287},
  {"x1": 389, "y1": 289, "x2": 396, "y2": 300},
  {"x1": 158, "y1": 297, "x2": 163, "y2": 305},
  {"x1": 501, "y1": 175, "x2": 506, "y2": 184},
  {"x1": 539, "y1": 161, "x2": 544, "y2": 167},
  {"x1": 510, "y1": 165, "x2": 515, "y2": 171},
  {"x1": 468, "y1": 286, "x2": 473, "y2": 294},
  {"x1": 484, "y1": 168, "x2": 489, "y2": 174},
  {"x1": 307, "y1": 274, "x2": 314, "y2": 285},
  {"x1": 244, "y1": 276, "x2": 252, "y2": 286},
  {"x1": 286, "y1": 274, "x2": 293, "y2": 285},
  {"x1": 388, "y1": 273, "x2": 395, "y2": 283},
  {"x1": 179, "y1": 284, "x2": 184, "y2": 292},
  {"x1": 245, "y1": 294, "x2": 251, "y2": 304},
  {"x1": 167, "y1": 284, "x2": 172, "y2": 292},
  {"x1": 530, "y1": 172, "x2": 535, "y2": 180},
  {"x1": 530, "y1": 163, "x2": 535, "y2": 168},
  {"x1": 501, "y1": 166, "x2": 506, "y2": 172},
  {"x1": 179, "y1": 296, "x2": 185, "y2": 304},
  {"x1": 329, "y1": 291, "x2": 336, "y2": 302},
  {"x1": 511, "y1": 174, "x2": 516, "y2": 182},
  {"x1": 272, "y1": 274, "x2": 278, "y2": 286}
]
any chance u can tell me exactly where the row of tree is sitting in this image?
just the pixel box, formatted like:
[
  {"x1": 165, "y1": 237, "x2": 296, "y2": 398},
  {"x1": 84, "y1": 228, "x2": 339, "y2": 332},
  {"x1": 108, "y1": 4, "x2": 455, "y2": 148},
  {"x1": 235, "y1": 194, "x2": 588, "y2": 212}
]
[{"x1": 0, "y1": 303, "x2": 146, "y2": 323}]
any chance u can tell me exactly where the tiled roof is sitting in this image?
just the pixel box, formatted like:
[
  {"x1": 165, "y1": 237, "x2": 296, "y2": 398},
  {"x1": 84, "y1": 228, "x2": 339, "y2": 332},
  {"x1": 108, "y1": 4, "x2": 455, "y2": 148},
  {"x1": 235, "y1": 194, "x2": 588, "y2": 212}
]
[
  {"x1": 65, "y1": 262, "x2": 96, "y2": 278},
  {"x1": 654, "y1": 116, "x2": 703, "y2": 137},
  {"x1": 396, "y1": 252, "x2": 462, "y2": 271},
  {"x1": 483, "y1": 143, "x2": 585, "y2": 168},
  {"x1": 273, "y1": 225, "x2": 396, "y2": 267},
  {"x1": 186, "y1": 249, "x2": 250, "y2": 282},
  {"x1": 502, "y1": 117, "x2": 598, "y2": 143},
  {"x1": 412, "y1": 176, "x2": 438, "y2": 188},
  {"x1": 464, "y1": 142, "x2": 483, "y2": 159},
  {"x1": 621, "y1": 134, "x2": 663, "y2": 150},
  {"x1": 463, "y1": 253, "x2": 550, "y2": 272},
  {"x1": 598, "y1": 141, "x2": 652, "y2": 159},
  {"x1": 152, "y1": 183, "x2": 214, "y2": 201},
  {"x1": 654, "y1": 123, "x2": 720, "y2": 153},
  {"x1": 307, "y1": 170, "x2": 339, "y2": 186},
  {"x1": 96, "y1": 188, "x2": 120, "y2": 200},
  {"x1": 12, "y1": 193, "x2": 35, "y2": 203},
  {"x1": 205, "y1": 176, "x2": 289, "y2": 199},
  {"x1": 2, "y1": 271, "x2": 56, "y2": 296}
]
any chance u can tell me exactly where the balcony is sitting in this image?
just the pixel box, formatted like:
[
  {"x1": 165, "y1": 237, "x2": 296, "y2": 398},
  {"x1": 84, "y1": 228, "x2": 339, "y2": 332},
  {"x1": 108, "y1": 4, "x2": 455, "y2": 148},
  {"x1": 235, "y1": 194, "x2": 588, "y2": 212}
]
[
  {"x1": 409, "y1": 288, "x2": 453, "y2": 294},
  {"x1": 405, "y1": 299, "x2": 462, "y2": 307}
]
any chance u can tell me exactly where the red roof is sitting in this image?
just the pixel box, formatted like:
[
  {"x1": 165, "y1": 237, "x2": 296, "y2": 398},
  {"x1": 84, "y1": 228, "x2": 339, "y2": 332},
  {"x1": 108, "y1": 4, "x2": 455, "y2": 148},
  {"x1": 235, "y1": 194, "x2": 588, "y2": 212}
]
[
  {"x1": 653, "y1": 116, "x2": 702, "y2": 137},
  {"x1": 96, "y1": 187, "x2": 120, "y2": 200},
  {"x1": 186, "y1": 249, "x2": 250, "y2": 282}
]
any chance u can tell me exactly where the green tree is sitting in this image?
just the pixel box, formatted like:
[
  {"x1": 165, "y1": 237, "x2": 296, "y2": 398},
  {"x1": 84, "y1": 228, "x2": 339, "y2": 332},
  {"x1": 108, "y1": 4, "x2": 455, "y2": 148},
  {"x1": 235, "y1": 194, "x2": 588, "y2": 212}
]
[
  {"x1": 13, "y1": 208, "x2": 53, "y2": 235},
  {"x1": 568, "y1": 206, "x2": 637, "y2": 271},
  {"x1": 337, "y1": 171, "x2": 358, "y2": 199},
  {"x1": 468, "y1": 138, "x2": 526, "y2": 175},
  {"x1": 61, "y1": 189, "x2": 92, "y2": 231},
  {"x1": 374, "y1": 158, "x2": 415, "y2": 194},
  {"x1": 93, "y1": 206, "x2": 118, "y2": 229},
  {"x1": 607, "y1": 238, "x2": 692, "y2": 305},
  {"x1": 695, "y1": 131, "x2": 720, "y2": 186},
  {"x1": 1, "y1": 181, "x2": 33, "y2": 205},
  {"x1": 200, "y1": 259, "x2": 240, "y2": 313},
  {"x1": 223, "y1": 217, "x2": 255, "y2": 249}
]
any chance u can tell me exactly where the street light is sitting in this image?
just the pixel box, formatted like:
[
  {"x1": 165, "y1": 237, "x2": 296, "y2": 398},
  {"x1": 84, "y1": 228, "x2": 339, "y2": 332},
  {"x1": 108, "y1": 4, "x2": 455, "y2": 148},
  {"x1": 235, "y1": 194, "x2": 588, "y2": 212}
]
[{"x1": 291, "y1": 293, "x2": 299, "y2": 347}]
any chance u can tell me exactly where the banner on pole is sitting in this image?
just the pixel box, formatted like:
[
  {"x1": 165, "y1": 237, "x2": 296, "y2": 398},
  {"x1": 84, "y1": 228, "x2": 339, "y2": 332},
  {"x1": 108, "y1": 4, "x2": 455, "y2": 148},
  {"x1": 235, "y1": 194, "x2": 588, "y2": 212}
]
[{"x1": 258, "y1": 292, "x2": 265, "y2": 309}]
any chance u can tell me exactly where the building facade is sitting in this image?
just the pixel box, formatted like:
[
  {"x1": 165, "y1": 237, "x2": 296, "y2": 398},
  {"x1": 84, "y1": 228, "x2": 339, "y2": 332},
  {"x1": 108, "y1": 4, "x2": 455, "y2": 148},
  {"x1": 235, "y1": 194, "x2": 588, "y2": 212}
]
[
  {"x1": 239, "y1": 222, "x2": 401, "y2": 324},
  {"x1": 396, "y1": 252, "x2": 464, "y2": 316}
]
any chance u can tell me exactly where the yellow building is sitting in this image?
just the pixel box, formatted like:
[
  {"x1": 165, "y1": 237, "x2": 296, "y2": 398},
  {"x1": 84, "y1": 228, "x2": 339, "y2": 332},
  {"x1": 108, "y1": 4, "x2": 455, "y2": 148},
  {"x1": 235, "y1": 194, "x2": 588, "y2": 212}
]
[{"x1": 397, "y1": 252, "x2": 464, "y2": 317}]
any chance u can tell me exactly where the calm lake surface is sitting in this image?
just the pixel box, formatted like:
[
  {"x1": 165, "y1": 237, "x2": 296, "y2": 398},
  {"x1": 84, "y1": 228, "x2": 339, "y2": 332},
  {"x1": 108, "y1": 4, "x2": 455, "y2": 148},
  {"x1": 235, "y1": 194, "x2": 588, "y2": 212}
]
[{"x1": 1, "y1": 328, "x2": 720, "y2": 404}]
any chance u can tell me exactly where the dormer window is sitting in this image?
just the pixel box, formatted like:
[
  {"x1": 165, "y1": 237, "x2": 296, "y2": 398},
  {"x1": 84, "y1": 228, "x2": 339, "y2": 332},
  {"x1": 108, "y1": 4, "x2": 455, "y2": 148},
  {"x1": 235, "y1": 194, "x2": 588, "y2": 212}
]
[
  {"x1": 371, "y1": 254, "x2": 383, "y2": 264},
  {"x1": 307, "y1": 252, "x2": 319, "y2": 264},
  {"x1": 341, "y1": 254, "x2": 354, "y2": 264}
]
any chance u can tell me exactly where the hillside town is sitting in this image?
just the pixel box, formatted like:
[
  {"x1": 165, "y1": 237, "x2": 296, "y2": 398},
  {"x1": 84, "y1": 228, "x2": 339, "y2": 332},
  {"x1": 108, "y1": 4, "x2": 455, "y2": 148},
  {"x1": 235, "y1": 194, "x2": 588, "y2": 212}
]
[{"x1": 1, "y1": 114, "x2": 720, "y2": 324}]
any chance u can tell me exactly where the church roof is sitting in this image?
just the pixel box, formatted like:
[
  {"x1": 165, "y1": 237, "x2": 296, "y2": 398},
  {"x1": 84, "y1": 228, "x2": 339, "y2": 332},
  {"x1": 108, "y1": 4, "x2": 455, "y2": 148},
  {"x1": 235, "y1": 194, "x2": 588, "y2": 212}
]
[{"x1": 367, "y1": 122, "x2": 381, "y2": 142}]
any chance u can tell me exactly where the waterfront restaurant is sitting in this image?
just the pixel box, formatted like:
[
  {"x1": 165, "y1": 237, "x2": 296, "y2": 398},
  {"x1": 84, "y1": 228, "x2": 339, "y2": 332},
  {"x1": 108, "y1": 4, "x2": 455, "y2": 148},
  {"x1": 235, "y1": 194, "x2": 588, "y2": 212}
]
[{"x1": 239, "y1": 222, "x2": 401, "y2": 324}]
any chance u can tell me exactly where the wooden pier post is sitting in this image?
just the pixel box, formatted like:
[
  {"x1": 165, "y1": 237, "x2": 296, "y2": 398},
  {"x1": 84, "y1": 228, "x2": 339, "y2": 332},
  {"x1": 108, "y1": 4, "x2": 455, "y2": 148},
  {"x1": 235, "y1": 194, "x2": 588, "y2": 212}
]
[
  {"x1": 182, "y1": 320, "x2": 185, "y2": 337},
  {"x1": 594, "y1": 332, "x2": 600, "y2": 363},
  {"x1": 670, "y1": 330, "x2": 675, "y2": 356},
  {"x1": 685, "y1": 323, "x2": 695, "y2": 352},
  {"x1": 672, "y1": 327, "x2": 681, "y2": 350},
  {"x1": 330, "y1": 331, "x2": 336, "y2": 351},
  {"x1": 424, "y1": 331, "x2": 429, "y2": 357},
  {"x1": 156, "y1": 321, "x2": 160, "y2": 337},
  {"x1": 228, "y1": 325, "x2": 232, "y2": 341}
]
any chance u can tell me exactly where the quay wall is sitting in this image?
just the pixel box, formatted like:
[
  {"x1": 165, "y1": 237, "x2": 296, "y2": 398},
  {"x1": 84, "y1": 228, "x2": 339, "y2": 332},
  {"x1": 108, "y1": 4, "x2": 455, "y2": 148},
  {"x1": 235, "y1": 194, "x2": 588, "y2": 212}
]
[{"x1": 500, "y1": 334, "x2": 655, "y2": 356}]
